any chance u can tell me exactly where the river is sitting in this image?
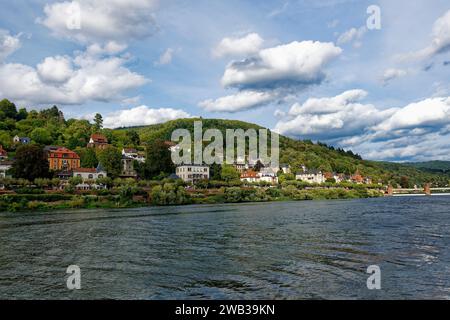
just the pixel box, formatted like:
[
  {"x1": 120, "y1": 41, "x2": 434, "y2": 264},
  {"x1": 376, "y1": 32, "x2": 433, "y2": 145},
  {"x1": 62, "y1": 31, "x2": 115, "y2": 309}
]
[{"x1": 0, "y1": 196, "x2": 449, "y2": 299}]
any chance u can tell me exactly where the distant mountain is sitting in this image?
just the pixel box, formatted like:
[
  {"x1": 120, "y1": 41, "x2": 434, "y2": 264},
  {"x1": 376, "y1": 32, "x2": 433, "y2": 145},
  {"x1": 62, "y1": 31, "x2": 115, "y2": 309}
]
[
  {"x1": 117, "y1": 118, "x2": 450, "y2": 187},
  {"x1": 404, "y1": 161, "x2": 450, "y2": 173}
]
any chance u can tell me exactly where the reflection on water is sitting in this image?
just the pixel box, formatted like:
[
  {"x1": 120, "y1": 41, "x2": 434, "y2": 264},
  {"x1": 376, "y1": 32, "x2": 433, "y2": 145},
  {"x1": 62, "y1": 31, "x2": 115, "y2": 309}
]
[{"x1": 0, "y1": 196, "x2": 450, "y2": 299}]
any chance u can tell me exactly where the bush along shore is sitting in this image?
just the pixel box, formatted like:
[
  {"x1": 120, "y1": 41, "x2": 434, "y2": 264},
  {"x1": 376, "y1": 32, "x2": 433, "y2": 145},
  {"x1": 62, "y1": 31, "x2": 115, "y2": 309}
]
[{"x1": 0, "y1": 178, "x2": 384, "y2": 213}]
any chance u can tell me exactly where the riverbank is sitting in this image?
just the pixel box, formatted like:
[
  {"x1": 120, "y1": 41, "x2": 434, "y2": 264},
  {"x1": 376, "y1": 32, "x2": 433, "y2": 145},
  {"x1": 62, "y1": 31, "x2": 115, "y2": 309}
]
[{"x1": 0, "y1": 185, "x2": 384, "y2": 212}]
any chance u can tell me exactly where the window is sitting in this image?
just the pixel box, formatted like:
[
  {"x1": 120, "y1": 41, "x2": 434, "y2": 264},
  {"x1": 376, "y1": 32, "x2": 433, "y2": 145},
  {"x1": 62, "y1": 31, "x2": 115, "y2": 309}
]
[
  {"x1": 98, "y1": 174, "x2": 104, "y2": 178},
  {"x1": 88, "y1": 174, "x2": 93, "y2": 179}
]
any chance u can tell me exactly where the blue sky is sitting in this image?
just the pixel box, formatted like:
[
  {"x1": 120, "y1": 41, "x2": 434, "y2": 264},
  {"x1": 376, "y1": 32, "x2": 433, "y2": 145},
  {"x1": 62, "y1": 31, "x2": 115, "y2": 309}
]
[{"x1": 1, "y1": 0, "x2": 450, "y2": 161}]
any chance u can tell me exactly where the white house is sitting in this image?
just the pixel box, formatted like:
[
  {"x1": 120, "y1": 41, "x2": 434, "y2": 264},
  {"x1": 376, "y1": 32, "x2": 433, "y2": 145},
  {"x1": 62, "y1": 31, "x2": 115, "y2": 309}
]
[
  {"x1": 176, "y1": 164, "x2": 209, "y2": 183},
  {"x1": 13, "y1": 136, "x2": 31, "y2": 144},
  {"x1": 240, "y1": 170, "x2": 260, "y2": 183},
  {"x1": 73, "y1": 165, "x2": 107, "y2": 181},
  {"x1": 122, "y1": 148, "x2": 145, "y2": 163},
  {"x1": 296, "y1": 170, "x2": 326, "y2": 184},
  {"x1": 0, "y1": 161, "x2": 13, "y2": 179},
  {"x1": 280, "y1": 164, "x2": 291, "y2": 174}
]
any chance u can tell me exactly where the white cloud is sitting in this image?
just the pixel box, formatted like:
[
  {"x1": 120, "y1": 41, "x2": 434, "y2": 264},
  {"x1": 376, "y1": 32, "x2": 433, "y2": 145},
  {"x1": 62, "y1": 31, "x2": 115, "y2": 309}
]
[
  {"x1": 381, "y1": 68, "x2": 408, "y2": 85},
  {"x1": 398, "y1": 10, "x2": 450, "y2": 61},
  {"x1": 337, "y1": 26, "x2": 366, "y2": 48},
  {"x1": 37, "y1": 56, "x2": 74, "y2": 83},
  {"x1": 102, "y1": 105, "x2": 191, "y2": 128},
  {"x1": 37, "y1": 0, "x2": 158, "y2": 44},
  {"x1": 0, "y1": 29, "x2": 21, "y2": 61},
  {"x1": 274, "y1": 89, "x2": 450, "y2": 161},
  {"x1": 86, "y1": 41, "x2": 128, "y2": 56},
  {"x1": 221, "y1": 40, "x2": 342, "y2": 89},
  {"x1": 274, "y1": 90, "x2": 395, "y2": 141},
  {"x1": 0, "y1": 49, "x2": 148, "y2": 106},
  {"x1": 202, "y1": 40, "x2": 341, "y2": 112},
  {"x1": 213, "y1": 33, "x2": 264, "y2": 58},
  {"x1": 199, "y1": 90, "x2": 276, "y2": 113},
  {"x1": 373, "y1": 97, "x2": 450, "y2": 132},
  {"x1": 154, "y1": 48, "x2": 174, "y2": 66}
]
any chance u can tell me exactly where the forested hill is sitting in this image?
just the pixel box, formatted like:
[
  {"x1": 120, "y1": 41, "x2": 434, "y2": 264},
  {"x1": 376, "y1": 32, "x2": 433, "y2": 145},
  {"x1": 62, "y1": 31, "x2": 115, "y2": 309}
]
[
  {"x1": 0, "y1": 99, "x2": 448, "y2": 187},
  {"x1": 118, "y1": 118, "x2": 450, "y2": 187}
]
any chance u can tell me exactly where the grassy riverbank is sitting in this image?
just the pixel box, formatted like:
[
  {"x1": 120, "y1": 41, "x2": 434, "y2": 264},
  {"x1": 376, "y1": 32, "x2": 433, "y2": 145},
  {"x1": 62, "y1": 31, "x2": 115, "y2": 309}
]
[{"x1": 0, "y1": 184, "x2": 384, "y2": 213}]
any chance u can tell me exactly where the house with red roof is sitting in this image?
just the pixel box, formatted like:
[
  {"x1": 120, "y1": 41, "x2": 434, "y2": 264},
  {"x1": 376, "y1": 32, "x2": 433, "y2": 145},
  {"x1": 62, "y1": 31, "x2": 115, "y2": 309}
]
[
  {"x1": 47, "y1": 147, "x2": 80, "y2": 171},
  {"x1": 87, "y1": 133, "x2": 109, "y2": 149}
]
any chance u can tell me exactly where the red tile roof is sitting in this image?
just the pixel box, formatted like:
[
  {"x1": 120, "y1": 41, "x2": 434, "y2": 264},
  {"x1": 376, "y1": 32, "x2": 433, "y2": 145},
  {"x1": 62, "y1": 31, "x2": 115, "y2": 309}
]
[
  {"x1": 73, "y1": 168, "x2": 97, "y2": 173},
  {"x1": 0, "y1": 145, "x2": 7, "y2": 157},
  {"x1": 241, "y1": 170, "x2": 259, "y2": 179},
  {"x1": 90, "y1": 133, "x2": 108, "y2": 144},
  {"x1": 48, "y1": 147, "x2": 80, "y2": 159}
]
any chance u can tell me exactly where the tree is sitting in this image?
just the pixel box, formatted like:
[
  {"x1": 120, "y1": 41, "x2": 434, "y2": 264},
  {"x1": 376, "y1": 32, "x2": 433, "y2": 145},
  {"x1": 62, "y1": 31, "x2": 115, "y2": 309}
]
[
  {"x1": 0, "y1": 99, "x2": 18, "y2": 119},
  {"x1": 253, "y1": 160, "x2": 264, "y2": 172},
  {"x1": 126, "y1": 130, "x2": 140, "y2": 146},
  {"x1": 94, "y1": 113, "x2": 103, "y2": 131},
  {"x1": 78, "y1": 148, "x2": 98, "y2": 168},
  {"x1": 221, "y1": 164, "x2": 240, "y2": 182},
  {"x1": 139, "y1": 139, "x2": 174, "y2": 179},
  {"x1": 12, "y1": 145, "x2": 51, "y2": 180},
  {"x1": 97, "y1": 145, "x2": 122, "y2": 178},
  {"x1": 30, "y1": 128, "x2": 53, "y2": 145}
]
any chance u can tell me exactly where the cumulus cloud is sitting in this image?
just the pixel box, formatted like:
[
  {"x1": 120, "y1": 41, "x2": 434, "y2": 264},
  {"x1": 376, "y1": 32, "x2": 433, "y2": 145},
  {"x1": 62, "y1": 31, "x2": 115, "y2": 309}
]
[
  {"x1": 381, "y1": 68, "x2": 408, "y2": 85},
  {"x1": 222, "y1": 41, "x2": 341, "y2": 89},
  {"x1": 274, "y1": 90, "x2": 450, "y2": 161},
  {"x1": 274, "y1": 90, "x2": 396, "y2": 141},
  {"x1": 202, "y1": 40, "x2": 342, "y2": 112},
  {"x1": 154, "y1": 48, "x2": 174, "y2": 66},
  {"x1": 337, "y1": 26, "x2": 366, "y2": 48},
  {"x1": 37, "y1": 0, "x2": 158, "y2": 44},
  {"x1": 213, "y1": 33, "x2": 264, "y2": 58},
  {"x1": 199, "y1": 90, "x2": 277, "y2": 113},
  {"x1": 398, "y1": 10, "x2": 450, "y2": 61},
  {"x1": 101, "y1": 105, "x2": 191, "y2": 128},
  {"x1": 0, "y1": 49, "x2": 148, "y2": 106},
  {"x1": 0, "y1": 29, "x2": 21, "y2": 61}
]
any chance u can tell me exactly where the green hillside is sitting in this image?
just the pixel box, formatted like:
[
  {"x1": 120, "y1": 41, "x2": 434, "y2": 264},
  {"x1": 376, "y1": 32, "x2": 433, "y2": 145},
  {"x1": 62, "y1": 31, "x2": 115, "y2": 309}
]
[
  {"x1": 118, "y1": 118, "x2": 450, "y2": 187},
  {"x1": 1, "y1": 99, "x2": 449, "y2": 187},
  {"x1": 404, "y1": 161, "x2": 450, "y2": 173}
]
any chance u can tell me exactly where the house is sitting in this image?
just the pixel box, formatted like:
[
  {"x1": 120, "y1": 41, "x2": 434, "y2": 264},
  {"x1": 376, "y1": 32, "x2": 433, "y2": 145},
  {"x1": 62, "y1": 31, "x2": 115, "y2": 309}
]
[
  {"x1": 13, "y1": 136, "x2": 30, "y2": 144},
  {"x1": 296, "y1": 169, "x2": 326, "y2": 184},
  {"x1": 233, "y1": 162, "x2": 248, "y2": 173},
  {"x1": 0, "y1": 145, "x2": 7, "y2": 160},
  {"x1": 280, "y1": 164, "x2": 291, "y2": 174},
  {"x1": 324, "y1": 172, "x2": 342, "y2": 183},
  {"x1": 0, "y1": 160, "x2": 13, "y2": 179},
  {"x1": 73, "y1": 165, "x2": 107, "y2": 180},
  {"x1": 175, "y1": 164, "x2": 209, "y2": 184},
  {"x1": 87, "y1": 133, "x2": 109, "y2": 149},
  {"x1": 240, "y1": 170, "x2": 260, "y2": 183},
  {"x1": 47, "y1": 147, "x2": 80, "y2": 171},
  {"x1": 121, "y1": 155, "x2": 138, "y2": 178},
  {"x1": 122, "y1": 148, "x2": 145, "y2": 163},
  {"x1": 258, "y1": 167, "x2": 278, "y2": 184},
  {"x1": 351, "y1": 171, "x2": 364, "y2": 184}
]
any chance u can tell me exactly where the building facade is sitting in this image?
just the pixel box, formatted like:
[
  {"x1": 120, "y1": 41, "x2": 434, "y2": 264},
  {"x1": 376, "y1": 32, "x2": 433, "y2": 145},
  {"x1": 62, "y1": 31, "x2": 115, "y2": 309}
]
[
  {"x1": 296, "y1": 170, "x2": 326, "y2": 184},
  {"x1": 0, "y1": 145, "x2": 7, "y2": 160},
  {"x1": 13, "y1": 136, "x2": 30, "y2": 144},
  {"x1": 47, "y1": 147, "x2": 80, "y2": 171},
  {"x1": 87, "y1": 133, "x2": 109, "y2": 149},
  {"x1": 176, "y1": 164, "x2": 209, "y2": 183},
  {"x1": 0, "y1": 161, "x2": 13, "y2": 179}
]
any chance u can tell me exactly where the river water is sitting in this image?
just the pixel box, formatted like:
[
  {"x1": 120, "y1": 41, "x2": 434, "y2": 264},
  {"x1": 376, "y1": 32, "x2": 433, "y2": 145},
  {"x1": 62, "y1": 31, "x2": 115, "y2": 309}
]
[{"x1": 0, "y1": 196, "x2": 449, "y2": 299}]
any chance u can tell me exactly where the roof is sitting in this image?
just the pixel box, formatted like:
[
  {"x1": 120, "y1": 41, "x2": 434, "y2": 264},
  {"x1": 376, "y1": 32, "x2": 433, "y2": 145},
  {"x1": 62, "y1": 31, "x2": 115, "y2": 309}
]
[
  {"x1": 73, "y1": 168, "x2": 97, "y2": 173},
  {"x1": 48, "y1": 147, "x2": 80, "y2": 159},
  {"x1": 0, "y1": 145, "x2": 7, "y2": 156},
  {"x1": 168, "y1": 173, "x2": 181, "y2": 180},
  {"x1": 0, "y1": 160, "x2": 13, "y2": 166},
  {"x1": 90, "y1": 133, "x2": 108, "y2": 143},
  {"x1": 164, "y1": 141, "x2": 177, "y2": 147},
  {"x1": 241, "y1": 170, "x2": 259, "y2": 179},
  {"x1": 123, "y1": 148, "x2": 138, "y2": 153}
]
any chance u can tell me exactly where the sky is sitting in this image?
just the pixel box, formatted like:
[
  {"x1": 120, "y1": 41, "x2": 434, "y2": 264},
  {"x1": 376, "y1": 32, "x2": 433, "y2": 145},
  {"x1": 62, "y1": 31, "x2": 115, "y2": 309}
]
[{"x1": 1, "y1": 0, "x2": 450, "y2": 162}]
